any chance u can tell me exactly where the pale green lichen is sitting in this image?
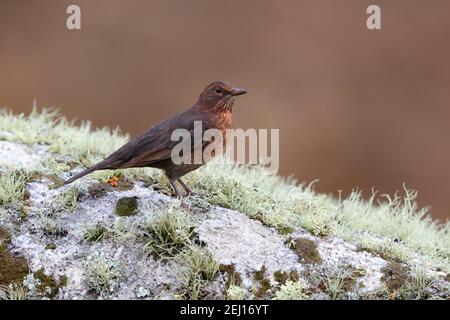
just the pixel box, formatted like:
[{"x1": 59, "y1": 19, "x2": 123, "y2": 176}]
[
  {"x1": 1, "y1": 107, "x2": 449, "y2": 281},
  {"x1": 226, "y1": 285, "x2": 246, "y2": 300},
  {"x1": 143, "y1": 205, "x2": 196, "y2": 258},
  {"x1": 273, "y1": 279, "x2": 309, "y2": 300},
  {"x1": 85, "y1": 252, "x2": 121, "y2": 296},
  {"x1": 176, "y1": 244, "x2": 219, "y2": 300},
  {"x1": 0, "y1": 171, "x2": 30, "y2": 206}
]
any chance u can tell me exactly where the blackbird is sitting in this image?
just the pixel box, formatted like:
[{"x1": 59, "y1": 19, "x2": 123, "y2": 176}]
[{"x1": 63, "y1": 81, "x2": 247, "y2": 196}]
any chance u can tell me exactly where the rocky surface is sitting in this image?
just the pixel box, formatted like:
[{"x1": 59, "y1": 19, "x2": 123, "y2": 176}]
[{"x1": 0, "y1": 140, "x2": 448, "y2": 300}]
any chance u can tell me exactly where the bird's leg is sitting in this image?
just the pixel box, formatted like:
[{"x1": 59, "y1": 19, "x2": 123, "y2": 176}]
[
  {"x1": 169, "y1": 179, "x2": 183, "y2": 198},
  {"x1": 177, "y1": 178, "x2": 197, "y2": 197}
]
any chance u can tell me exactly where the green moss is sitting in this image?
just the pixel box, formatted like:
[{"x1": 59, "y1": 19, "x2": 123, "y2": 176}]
[
  {"x1": 87, "y1": 177, "x2": 134, "y2": 200},
  {"x1": 274, "y1": 270, "x2": 300, "y2": 285},
  {"x1": 254, "y1": 265, "x2": 267, "y2": 281},
  {"x1": 59, "y1": 275, "x2": 68, "y2": 288},
  {"x1": 45, "y1": 243, "x2": 57, "y2": 250},
  {"x1": 289, "y1": 270, "x2": 300, "y2": 282},
  {"x1": 115, "y1": 196, "x2": 138, "y2": 217},
  {"x1": 34, "y1": 268, "x2": 60, "y2": 298},
  {"x1": 255, "y1": 278, "x2": 271, "y2": 299},
  {"x1": 252, "y1": 265, "x2": 273, "y2": 299},
  {"x1": 274, "y1": 270, "x2": 289, "y2": 285},
  {"x1": 29, "y1": 172, "x2": 65, "y2": 189},
  {"x1": 277, "y1": 226, "x2": 295, "y2": 235},
  {"x1": 87, "y1": 182, "x2": 111, "y2": 198},
  {"x1": 381, "y1": 261, "x2": 410, "y2": 293},
  {"x1": 219, "y1": 264, "x2": 242, "y2": 289},
  {"x1": 287, "y1": 238, "x2": 322, "y2": 264},
  {"x1": 253, "y1": 213, "x2": 294, "y2": 235},
  {"x1": 0, "y1": 246, "x2": 30, "y2": 287},
  {"x1": 0, "y1": 226, "x2": 11, "y2": 249},
  {"x1": 2, "y1": 108, "x2": 449, "y2": 274}
]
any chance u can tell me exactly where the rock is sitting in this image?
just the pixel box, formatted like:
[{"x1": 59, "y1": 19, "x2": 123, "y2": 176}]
[
  {"x1": 0, "y1": 141, "x2": 46, "y2": 169},
  {"x1": 198, "y1": 208, "x2": 303, "y2": 287},
  {"x1": 0, "y1": 124, "x2": 448, "y2": 300}
]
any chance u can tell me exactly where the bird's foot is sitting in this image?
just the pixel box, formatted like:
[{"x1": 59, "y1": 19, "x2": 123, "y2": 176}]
[{"x1": 184, "y1": 190, "x2": 199, "y2": 198}]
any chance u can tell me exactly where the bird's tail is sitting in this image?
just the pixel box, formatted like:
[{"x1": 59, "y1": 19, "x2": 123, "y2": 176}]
[
  {"x1": 63, "y1": 166, "x2": 98, "y2": 185},
  {"x1": 63, "y1": 160, "x2": 115, "y2": 185}
]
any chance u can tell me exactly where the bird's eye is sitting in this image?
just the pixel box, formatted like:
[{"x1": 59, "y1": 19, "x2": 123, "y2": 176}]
[{"x1": 215, "y1": 88, "x2": 223, "y2": 94}]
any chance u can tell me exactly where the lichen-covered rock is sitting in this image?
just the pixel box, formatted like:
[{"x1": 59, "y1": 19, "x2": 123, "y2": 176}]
[
  {"x1": 198, "y1": 209, "x2": 303, "y2": 287},
  {"x1": 0, "y1": 131, "x2": 448, "y2": 300}
]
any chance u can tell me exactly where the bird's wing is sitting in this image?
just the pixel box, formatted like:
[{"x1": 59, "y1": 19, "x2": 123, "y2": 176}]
[
  {"x1": 110, "y1": 108, "x2": 209, "y2": 169},
  {"x1": 117, "y1": 147, "x2": 172, "y2": 168}
]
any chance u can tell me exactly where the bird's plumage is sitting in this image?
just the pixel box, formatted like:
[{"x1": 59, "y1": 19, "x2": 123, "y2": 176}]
[{"x1": 64, "y1": 81, "x2": 247, "y2": 196}]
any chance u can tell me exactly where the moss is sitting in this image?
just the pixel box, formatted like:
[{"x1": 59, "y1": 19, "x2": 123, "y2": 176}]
[
  {"x1": 287, "y1": 238, "x2": 322, "y2": 265},
  {"x1": 219, "y1": 264, "x2": 242, "y2": 289},
  {"x1": 32, "y1": 269, "x2": 67, "y2": 299},
  {"x1": 254, "y1": 265, "x2": 267, "y2": 281},
  {"x1": 341, "y1": 276, "x2": 357, "y2": 292},
  {"x1": 23, "y1": 189, "x2": 31, "y2": 201},
  {"x1": 274, "y1": 270, "x2": 289, "y2": 285},
  {"x1": 277, "y1": 226, "x2": 295, "y2": 235},
  {"x1": 45, "y1": 243, "x2": 57, "y2": 250},
  {"x1": 252, "y1": 212, "x2": 294, "y2": 235},
  {"x1": 289, "y1": 270, "x2": 300, "y2": 282},
  {"x1": 87, "y1": 182, "x2": 111, "y2": 198},
  {"x1": 0, "y1": 226, "x2": 11, "y2": 249},
  {"x1": 115, "y1": 196, "x2": 138, "y2": 217},
  {"x1": 274, "y1": 270, "x2": 300, "y2": 285},
  {"x1": 255, "y1": 278, "x2": 271, "y2": 299},
  {"x1": 87, "y1": 177, "x2": 134, "y2": 199},
  {"x1": 252, "y1": 265, "x2": 273, "y2": 299},
  {"x1": 59, "y1": 275, "x2": 68, "y2": 288},
  {"x1": 34, "y1": 268, "x2": 60, "y2": 298},
  {"x1": 29, "y1": 172, "x2": 65, "y2": 189},
  {"x1": 381, "y1": 261, "x2": 410, "y2": 292},
  {"x1": 0, "y1": 246, "x2": 30, "y2": 287}
]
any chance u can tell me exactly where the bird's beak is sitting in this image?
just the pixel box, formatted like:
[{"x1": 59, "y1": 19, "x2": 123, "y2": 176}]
[{"x1": 231, "y1": 88, "x2": 247, "y2": 96}]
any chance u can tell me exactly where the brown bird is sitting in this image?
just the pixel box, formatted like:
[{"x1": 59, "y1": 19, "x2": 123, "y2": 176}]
[{"x1": 63, "y1": 81, "x2": 247, "y2": 196}]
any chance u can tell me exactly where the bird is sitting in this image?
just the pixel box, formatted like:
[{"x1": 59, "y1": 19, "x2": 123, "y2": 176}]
[{"x1": 63, "y1": 81, "x2": 247, "y2": 196}]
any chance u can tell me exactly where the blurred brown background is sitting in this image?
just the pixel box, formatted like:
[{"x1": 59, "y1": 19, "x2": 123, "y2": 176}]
[{"x1": 0, "y1": 0, "x2": 449, "y2": 221}]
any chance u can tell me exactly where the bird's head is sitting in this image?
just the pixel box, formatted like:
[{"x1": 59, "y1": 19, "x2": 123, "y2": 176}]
[{"x1": 197, "y1": 81, "x2": 247, "y2": 112}]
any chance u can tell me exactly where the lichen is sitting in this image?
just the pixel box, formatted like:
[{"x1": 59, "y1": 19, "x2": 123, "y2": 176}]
[{"x1": 273, "y1": 279, "x2": 309, "y2": 300}]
